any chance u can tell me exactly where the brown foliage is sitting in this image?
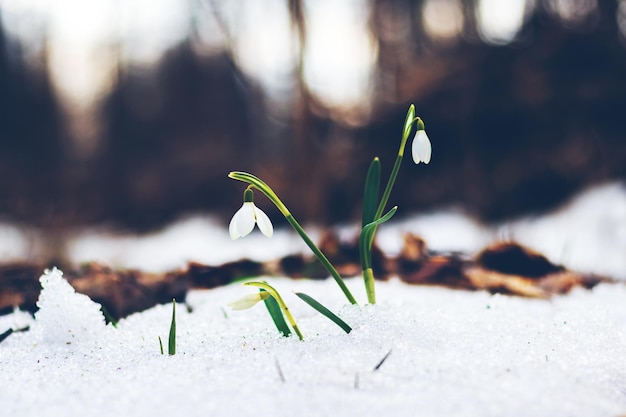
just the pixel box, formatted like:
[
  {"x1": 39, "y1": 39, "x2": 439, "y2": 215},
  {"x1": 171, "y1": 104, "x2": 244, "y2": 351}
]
[{"x1": 0, "y1": 234, "x2": 611, "y2": 321}]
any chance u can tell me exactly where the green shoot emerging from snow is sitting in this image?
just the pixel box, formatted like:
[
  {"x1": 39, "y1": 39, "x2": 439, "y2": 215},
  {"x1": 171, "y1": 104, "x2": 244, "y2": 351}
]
[
  {"x1": 168, "y1": 299, "x2": 176, "y2": 355},
  {"x1": 359, "y1": 105, "x2": 431, "y2": 303},
  {"x1": 228, "y1": 283, "x2": 351, "y2": 338},
  {"x1": 229, "y1": 281, "x2": 303, "y2": 340},
  {"x1": 295, "y1": 292, "x2": 351, "y2": 334},
  {"x1": 160, "y1": 299, "x2": 177, "y2": 355}
]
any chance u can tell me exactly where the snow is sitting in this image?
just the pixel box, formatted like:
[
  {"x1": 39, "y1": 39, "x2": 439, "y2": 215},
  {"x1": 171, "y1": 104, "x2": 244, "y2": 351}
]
[
  {"x1": 66, "y1": 216, "x2": 313, "y2": 272},
  {"x1": 2, "y1": 270, "x2": 626, "y2": 416},
  {"x1": 1, "y1": 181, "x2": 626, "y2": 416},
  {"x1": 57, "y1": 182, "x2": 626, "y2": 280},
  {"x1": 33, "y1": 268, "x2": 107, "y2": 346}
]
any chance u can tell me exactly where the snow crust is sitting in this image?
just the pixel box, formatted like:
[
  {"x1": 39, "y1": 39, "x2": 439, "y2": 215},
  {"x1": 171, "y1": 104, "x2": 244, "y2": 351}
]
[{"x1": 1, "y1": 269, "x2": 626, "y2": 417}]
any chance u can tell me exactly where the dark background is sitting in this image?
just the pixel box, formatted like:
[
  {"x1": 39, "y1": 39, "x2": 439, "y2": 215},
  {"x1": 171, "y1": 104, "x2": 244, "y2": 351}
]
[{"x1": 0, "y1": 0, "x2": 625, "y2": 236}]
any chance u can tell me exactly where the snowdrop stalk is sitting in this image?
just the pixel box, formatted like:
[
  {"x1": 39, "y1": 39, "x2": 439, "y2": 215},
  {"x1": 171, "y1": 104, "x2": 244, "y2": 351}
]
[
  {"x1": 243, "y1": 281, "x2": 304, "y2": 341},
  {"x1": 376, "y1": 105, "x2": 425, "y2": 221},
  {"x1": 360, "y1": 105, "x2": 430, "y2": 304},
  {"x1": 228, "y1": 171, "x2": 358, "y2": 305}
]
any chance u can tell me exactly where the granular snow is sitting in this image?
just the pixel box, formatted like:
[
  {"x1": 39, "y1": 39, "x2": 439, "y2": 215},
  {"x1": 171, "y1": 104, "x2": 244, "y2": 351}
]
[{"x1": 1, "y1": 269, "x2": 625, "y2": 417}]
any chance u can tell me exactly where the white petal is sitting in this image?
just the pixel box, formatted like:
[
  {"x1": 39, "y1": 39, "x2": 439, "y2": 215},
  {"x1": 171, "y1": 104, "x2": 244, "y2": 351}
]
[
  {"x1": 228, "y1": 293, "x2": 263, "y2": 310},
  {"x1": 253, "y1": 205, "x2": 274, "y2": 238},
  {"x1": 229, "y1": 207, "x2": 244, "y2": 239},
  {"x1": 235, "y1": 203, "x2": 257, "y2": 238},
  {"x1": 412, "y1": 130, "x2": 432, "y2": 164}
]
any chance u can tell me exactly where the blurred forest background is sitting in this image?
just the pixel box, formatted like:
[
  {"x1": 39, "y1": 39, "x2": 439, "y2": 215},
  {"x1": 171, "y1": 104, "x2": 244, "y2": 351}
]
[{"x1": 0, "y1": 0, "x2": 625, "y2": 233}]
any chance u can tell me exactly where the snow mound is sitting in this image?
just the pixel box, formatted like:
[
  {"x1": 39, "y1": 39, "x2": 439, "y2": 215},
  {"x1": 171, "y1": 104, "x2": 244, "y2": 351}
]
[{"x1": 33, "y1": 267, "x2": 108, "y2": 346}]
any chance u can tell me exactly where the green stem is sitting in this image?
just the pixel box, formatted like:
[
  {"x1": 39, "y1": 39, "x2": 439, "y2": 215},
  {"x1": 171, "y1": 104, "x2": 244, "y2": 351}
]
[
  {"x1": 374, "y1": 153, "x2": 404, "y2": 221},
  {"x1": 284, "y1": 214, "x2": 357, "y2": 304},
  {"x1": 362, "y1": 106, "x2": 418, "y2": 303},
  {"x1": 360, "y1": 206, "x2": 397, "y2": 304},
  {"x1": 229, "y1": 171, "x2": 357, "y2": 305},
  {"x1": 229, "y1": 172, "x2": 290, "y2": 215},
  {"x1": 362, "y1": 268, "x2": 376, "y2": 304},
  {"x1": 374, "y1": 108, "x2": 419, "y2": 221},
  {"x1": 365, "y1": 151, "x2": 404, "y2": 275},
  {"x1": 244, "y1": 282, "x2": 304, "y2": 341}
]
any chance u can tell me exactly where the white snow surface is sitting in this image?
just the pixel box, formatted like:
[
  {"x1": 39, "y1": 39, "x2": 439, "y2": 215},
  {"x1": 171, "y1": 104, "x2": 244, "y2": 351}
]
[
  {"x1": 1, "y1": 182, "x2": 626, "y2": 416},
  {"x1": 2, "y1": 268, "x2": 626, "y2": 417}
]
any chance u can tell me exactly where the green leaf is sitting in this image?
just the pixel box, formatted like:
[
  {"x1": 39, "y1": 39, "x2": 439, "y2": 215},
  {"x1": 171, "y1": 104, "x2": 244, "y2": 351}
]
[
  {"x1": 262, "y1": 289, "x2": 292, "y2": 337},
  {"x1": 100, "y1": 305, "x2": 118, "y2": 328},
  {"x1": 158, "y1": 336, "x2": 164, "y2": 355},
  {"x1": 168, "y1": 299, "x2": 176, "y2": 355},
  {"x1": 0, "y1": 328, "x2": 13, "y2": 344},
  {"x1": 295, "y1": 292, "x2": 352, "y2": 334},
  {"x1": 359, "y1": 206, "x2": 398, "y2": 268},
  {"x1": 362, "y1": 157, "x2": 381, "y2": 228}
]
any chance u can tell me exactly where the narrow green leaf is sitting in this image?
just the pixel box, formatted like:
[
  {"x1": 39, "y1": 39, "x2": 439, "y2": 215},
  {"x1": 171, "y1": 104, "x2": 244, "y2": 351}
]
[
  {"x1": 362, "y1": 157, "x2": 381, "y2": 227},
  {"x1": 261, "y1": 289, "x2": 291, "y2": 337},
  {"x1": 100, "y1": 305, "x2": 118, "y2": 328},
  {"x1": 158, "y1": 336, "x2": 164, "y2": 355},
  {"x1": 168, "y1": 299, "x2": 176, "y2": 355},
  {"x1": 295, "y1": 292, "x2": 352, "y2": 334},
  {"x1": 0, "y1": 328, "x2": 13, "y2": 344},
  {"x1": 359, "y1": 206, "x2": 398, "y2": 268}
]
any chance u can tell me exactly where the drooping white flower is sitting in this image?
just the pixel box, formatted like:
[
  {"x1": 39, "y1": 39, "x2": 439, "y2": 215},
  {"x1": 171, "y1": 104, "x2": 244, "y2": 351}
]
[
  {"x1": 411, "y1": 129, "x2": 432, "y2": 164},
  {"x1": 229, "y1": 202, "x2": 274, "y2": 239},
  {"x1": 227, "y1": 292, "x2": 270, "y2": 310}
]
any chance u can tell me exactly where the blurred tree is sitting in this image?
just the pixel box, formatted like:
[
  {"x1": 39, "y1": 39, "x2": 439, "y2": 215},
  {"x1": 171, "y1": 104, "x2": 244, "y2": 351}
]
[
  {"x1": 0, "y1": 0, "x2": 624, "y2": 234},
  {"x1": 0, "y1": 13, "x2": 64, "y2": 227}
]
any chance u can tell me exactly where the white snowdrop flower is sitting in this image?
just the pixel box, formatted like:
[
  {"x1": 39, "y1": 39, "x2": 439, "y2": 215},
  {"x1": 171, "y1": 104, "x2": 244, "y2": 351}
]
[
  {"x1": 229, "y1": 190, "x2": 274, "y2": 239},
  {"x1": 411, "y1": 129, "x2": 432, "y2": 164},
  {"x1": 227, "y1": 292, "x2": 270, "y2": 310}
]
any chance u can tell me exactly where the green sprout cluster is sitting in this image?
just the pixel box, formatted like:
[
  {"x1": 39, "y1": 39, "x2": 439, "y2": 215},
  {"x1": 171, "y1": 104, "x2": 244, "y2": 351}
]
[{"x1": 228, "y1": 105, "x2": 430, "y2": 339}]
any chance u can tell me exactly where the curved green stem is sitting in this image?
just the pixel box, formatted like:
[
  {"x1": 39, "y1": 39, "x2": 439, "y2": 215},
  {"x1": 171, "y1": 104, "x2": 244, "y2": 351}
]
[
  {"x1": 284, "y1": 214, "x2": 357, "y2": 304},
  {"x1": 374, "y1": 108, "x2": 419, "y2": 221},
  {"x1": 244, "y1": 282, "x2": 304, "y2": 341},
  {"x1": 230, "y1": 171, "x2": 357, "y2": 305},
  {"x1": 229, "y1": 172, "x2": 290, "y2": 215}
]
